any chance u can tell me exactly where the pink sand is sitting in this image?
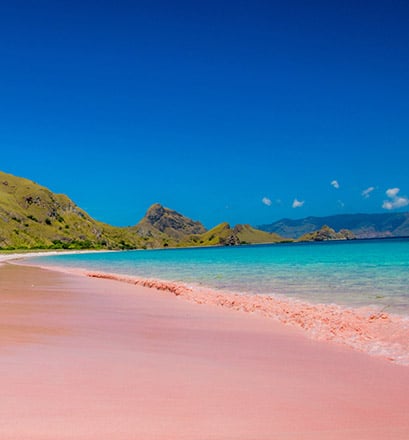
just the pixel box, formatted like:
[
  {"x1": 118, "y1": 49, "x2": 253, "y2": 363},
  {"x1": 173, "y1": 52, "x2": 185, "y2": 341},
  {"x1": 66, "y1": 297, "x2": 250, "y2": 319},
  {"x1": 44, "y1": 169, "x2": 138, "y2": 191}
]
[
  {"x1": 27, "y1": 263, "x2": 409, "y2": 364},
  {"x1": 1, "y1": 263, "x2": 409, "y2": 439}
]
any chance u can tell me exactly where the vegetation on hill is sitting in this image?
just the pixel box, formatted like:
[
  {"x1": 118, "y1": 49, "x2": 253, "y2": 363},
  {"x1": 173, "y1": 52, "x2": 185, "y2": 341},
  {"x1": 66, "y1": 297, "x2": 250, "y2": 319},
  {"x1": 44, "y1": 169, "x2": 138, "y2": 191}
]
[
  {"x1": 297, "y1": 225, "x2": 355, "y2": 242},
  {"x1": 186, "y1": 222, "x2": 237, "y2": 247},
  {"x1": 233, "y1": 224, "x2": 286, "y2": 244},
  {"x1": 0, "y1": 171, "x2": 284, "y2": 250},
  {"x1": 2, "y1": 170, "x2": 383, "y2": 251},
  {"x1": 131, "y1": 203, "x2": 207, "y2": 248},
  {"x1": 0, "y1": 171, "x2": 142, "y2": 250}
]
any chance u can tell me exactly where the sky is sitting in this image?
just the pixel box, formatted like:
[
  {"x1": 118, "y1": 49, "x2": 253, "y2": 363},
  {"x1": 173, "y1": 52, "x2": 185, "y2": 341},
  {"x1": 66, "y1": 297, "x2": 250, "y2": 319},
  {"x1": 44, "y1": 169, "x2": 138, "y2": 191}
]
[{"x1": 1, "y1": 0, "x2": 408, "y2": 228}]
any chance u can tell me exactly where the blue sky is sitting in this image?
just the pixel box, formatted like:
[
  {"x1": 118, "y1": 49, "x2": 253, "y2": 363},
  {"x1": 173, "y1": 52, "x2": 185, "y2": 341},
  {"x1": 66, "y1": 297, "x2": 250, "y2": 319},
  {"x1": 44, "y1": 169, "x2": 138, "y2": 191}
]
[{"x1": 1, "y1": 0, "x2": 408, "y2": 228}]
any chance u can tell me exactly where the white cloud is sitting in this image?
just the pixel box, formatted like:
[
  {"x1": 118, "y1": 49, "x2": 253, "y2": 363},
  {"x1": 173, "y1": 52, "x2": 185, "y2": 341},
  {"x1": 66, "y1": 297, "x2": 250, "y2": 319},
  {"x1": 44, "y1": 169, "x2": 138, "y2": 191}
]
[
  {"x1": 262, "y1": 197, "x2": 272, "y2": 206},
  {"x1": 331, "y1": 180, "x2": 340, "y2": 189},
  {"x1": 337, "y1": 200, "x2": 345, "y2": 208},
  {"x1": 292, "y1": 198, "x2": 304, "y2": 208},
  {"x1": 382, "y1": 188, "x2": 409, "y2": 210},
  {"x1": 362, "y1": 186, "x2": 375, "y2": 198},
  {"x1": 386, "y1": 187, "x2": 400, "y2": 198}
]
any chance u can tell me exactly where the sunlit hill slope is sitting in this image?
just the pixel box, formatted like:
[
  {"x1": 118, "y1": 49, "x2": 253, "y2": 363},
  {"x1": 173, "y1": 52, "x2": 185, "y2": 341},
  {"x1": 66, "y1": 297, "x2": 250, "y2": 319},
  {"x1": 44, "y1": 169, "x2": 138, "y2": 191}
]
[{"x1": 0, "y1": 171, "x2": 285, "y2": 250}]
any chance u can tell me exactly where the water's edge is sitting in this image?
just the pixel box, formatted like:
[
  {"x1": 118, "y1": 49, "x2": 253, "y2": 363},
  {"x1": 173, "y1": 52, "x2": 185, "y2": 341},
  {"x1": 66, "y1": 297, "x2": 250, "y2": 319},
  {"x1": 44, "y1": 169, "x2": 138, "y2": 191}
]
[{"x1": 18, "y1": 261, "x2": 409, "y2": 366}]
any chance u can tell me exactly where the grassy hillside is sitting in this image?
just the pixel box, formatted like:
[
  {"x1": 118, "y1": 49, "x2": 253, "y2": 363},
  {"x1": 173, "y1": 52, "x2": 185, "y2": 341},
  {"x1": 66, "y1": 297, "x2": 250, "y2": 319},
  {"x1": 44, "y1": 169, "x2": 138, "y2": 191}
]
[
  {"x1": 186, "y1": 222, "x2": 235, "y2": 246},
  {"x1": 0, "y1": 171, "x2": 286, "y2": 250},
  {"x1": 297, "y1": 225, "x2": 355, "y2": 242},
  {"x1": 131, "y1": 205, "x2": 285, "y2": 248},
  {"x1": 233, "y1": 224, "x2": 286, "y2": 244},
  {"x1": 0, "y1": 171, "x2": 142, "y2": 250},
  {"x1": 183, "y1": 223, "x2": 286, "y2": 247}
]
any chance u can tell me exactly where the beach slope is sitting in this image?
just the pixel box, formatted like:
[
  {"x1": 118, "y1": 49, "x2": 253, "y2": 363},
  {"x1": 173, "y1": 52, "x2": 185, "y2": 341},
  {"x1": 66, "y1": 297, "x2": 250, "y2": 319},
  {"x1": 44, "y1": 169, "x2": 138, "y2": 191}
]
[{"x1": 1, "y1": 263, "x2": 409, "y2": 439}]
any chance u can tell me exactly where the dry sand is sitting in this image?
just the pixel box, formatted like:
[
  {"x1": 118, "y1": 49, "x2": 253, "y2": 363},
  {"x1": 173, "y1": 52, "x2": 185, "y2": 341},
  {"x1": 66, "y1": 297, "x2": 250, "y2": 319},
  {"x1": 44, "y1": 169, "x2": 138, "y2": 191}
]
[{"x1": 1, "y1": 262, "x2": 409, "y2": 439}]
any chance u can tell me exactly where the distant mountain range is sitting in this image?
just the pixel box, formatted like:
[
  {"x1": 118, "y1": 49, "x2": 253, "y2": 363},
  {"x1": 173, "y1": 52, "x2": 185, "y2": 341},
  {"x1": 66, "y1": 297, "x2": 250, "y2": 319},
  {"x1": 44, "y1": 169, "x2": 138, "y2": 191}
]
[
  {"x1": 1, "y1": 170, "x2": 407, "y2": 250},
  {"x1": 258, "y1": 212, "x2": 409, "y2": 239}
]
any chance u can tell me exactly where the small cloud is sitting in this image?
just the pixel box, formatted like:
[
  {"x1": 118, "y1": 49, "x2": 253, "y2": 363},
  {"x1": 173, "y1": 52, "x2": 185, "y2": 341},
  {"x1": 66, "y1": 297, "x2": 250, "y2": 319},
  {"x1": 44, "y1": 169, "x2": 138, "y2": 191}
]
[
  {"x1": 386, "y1": 187, "x2": 400, "y2": 198},
  {"x1": 292, "y1": 198, "x2": 304, "y2": 208},
  {"x1": 382, "y1": 188, "x2": 409, "y2": 210},
  {"x1": 331, "y1": 180, "x2": 340, "y2": 189},
  {"x1": 262, "y1": 197, "x2": 272, "y2": 206},
  {"x1": 362, "y1": 186, "x2": 375, "y2": 198},
  {"x1": 337, "y1": 200, "x2": 345, "y2": 208}
]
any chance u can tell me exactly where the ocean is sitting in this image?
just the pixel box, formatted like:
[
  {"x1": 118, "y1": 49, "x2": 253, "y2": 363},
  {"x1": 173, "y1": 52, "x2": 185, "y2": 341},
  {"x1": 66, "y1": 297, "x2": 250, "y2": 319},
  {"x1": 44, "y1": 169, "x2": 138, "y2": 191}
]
[
  {"x1": 30, "y1": 238, "x2": 409, "y2": 313},
  {"x1": 28, "y1": 238, "x2": 409, "y2": 363}
]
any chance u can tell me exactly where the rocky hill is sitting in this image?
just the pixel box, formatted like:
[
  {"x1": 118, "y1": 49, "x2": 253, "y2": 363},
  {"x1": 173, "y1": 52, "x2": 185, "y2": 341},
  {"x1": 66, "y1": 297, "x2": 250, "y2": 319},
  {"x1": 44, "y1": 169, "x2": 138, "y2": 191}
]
[
  {"x1": 4, "y1": 170, "x2": 397, "y2": 251},
  {"x1": 132, "y1": 207, "x2": 284, "y2": 249},
  {"x1": 0, "y1": 171, "x2": 283, "y2": 250},
  {"x1": 133, "y1": 203, "x2": 207, "y2": 247},
  {"x1": 258, "y1": 212, "x2": 409, "y2": 239},
  {"x1": 297, "y1": 225, "x2": 355, "y2": 242}
]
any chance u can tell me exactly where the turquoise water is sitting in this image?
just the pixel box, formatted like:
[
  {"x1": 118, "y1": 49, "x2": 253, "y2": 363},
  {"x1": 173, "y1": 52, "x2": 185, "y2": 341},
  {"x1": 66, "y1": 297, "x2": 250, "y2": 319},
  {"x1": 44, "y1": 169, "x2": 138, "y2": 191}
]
[{"x1": 30, "y1": 238, "x2": 409, "y2": 315}]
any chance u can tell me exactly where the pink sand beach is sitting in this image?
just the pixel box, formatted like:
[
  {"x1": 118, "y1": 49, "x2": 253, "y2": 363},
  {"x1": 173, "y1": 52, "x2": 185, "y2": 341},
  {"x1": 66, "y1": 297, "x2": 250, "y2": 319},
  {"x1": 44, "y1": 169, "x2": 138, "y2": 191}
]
[{"x1": 1, "y1": 262, "x2": 409, "y2": 439}]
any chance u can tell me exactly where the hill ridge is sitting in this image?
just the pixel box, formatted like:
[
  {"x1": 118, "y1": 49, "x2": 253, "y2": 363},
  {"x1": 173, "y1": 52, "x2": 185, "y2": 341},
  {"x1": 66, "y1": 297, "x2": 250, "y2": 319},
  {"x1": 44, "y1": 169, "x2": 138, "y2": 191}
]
[
  {"x1": 2, "y1": 170, "x2": 400, "y2": 250},
  {"x1": 258, "y1": 212, "x2": 409, "y2": 239},
  {"x1": 0, "y1": 171, "x2": 283, "y2": 249}
]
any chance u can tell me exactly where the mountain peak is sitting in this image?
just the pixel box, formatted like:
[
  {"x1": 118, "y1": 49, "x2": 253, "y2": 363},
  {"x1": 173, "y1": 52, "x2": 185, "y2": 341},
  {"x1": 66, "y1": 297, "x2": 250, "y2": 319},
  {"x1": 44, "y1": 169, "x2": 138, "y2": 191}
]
[
  {"x1": 145, "y1": 203, "x2": 166, "y2": 224},
  {"x1": 138, "y1": 203, "x2": 207, "y2": 238}
]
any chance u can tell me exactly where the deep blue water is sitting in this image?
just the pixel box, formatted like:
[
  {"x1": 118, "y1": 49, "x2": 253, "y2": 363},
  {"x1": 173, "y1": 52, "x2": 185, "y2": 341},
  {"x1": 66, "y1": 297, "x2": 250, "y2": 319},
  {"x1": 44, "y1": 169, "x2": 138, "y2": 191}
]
[{"x1": 30, "y1": 238, "x2": 409, "y2": 315}]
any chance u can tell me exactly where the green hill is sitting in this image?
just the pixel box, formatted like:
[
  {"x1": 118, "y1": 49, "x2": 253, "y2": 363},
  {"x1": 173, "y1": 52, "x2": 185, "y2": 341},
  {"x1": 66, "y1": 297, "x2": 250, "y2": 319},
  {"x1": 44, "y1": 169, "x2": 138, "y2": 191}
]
[
  {"x1": 186, "y1": 222, "x2": 236, "y2": 246},
  {"x1": 0, "y1": 170, "x2": 286, "y2": 250},
  {"x1": 297, "y1": 225, "x2": 355, "y2": 242},
  {"x1": 132, "y1": 209, "x2": 284, "y2": 248},
  {"x1": 0, "y1": 171, "x2": 141, "y2": 250},
  {"x1": 233, "y1": 224, "x2": 286, "y2": 244},
  {"x1": 184, "y1": 222, "x2": 285, "y2": 247}
]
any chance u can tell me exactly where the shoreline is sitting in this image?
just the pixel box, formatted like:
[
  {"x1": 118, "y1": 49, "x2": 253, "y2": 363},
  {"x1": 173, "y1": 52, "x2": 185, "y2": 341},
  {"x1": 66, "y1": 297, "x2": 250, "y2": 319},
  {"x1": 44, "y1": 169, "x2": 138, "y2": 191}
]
[
  {"x1": 1, "y1": 262, "x2": 409, "y2": 439},
  {"x1": 17, "y1": 258, "x2": 409, "y2": 366},
  {"x1": 0, "y1": 249, "x2": 113, "y2": 264}
]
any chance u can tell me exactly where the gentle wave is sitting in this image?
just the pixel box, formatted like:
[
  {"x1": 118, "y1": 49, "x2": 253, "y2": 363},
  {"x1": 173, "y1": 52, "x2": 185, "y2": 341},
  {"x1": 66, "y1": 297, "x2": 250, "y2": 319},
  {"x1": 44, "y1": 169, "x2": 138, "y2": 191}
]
[
  {"x1": 25, "y1": 240, "x2": 409, "y2": 315},
  {"x1": 29, "y1": 262, "x2": 409, "y2": 365}
]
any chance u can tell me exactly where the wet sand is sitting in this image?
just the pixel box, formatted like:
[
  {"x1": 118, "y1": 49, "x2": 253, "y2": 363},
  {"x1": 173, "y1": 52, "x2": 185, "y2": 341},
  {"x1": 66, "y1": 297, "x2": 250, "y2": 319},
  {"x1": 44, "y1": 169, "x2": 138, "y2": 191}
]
[{"x1": 1, "y1": 263, "x2": 409, "y2": 439}]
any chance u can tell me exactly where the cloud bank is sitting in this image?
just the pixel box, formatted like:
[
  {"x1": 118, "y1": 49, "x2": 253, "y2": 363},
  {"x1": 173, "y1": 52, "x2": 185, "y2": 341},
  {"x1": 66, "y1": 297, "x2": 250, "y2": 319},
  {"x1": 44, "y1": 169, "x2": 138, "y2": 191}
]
[{"x1": 382, "y1": 188, "x2": 409, "y2": 210}]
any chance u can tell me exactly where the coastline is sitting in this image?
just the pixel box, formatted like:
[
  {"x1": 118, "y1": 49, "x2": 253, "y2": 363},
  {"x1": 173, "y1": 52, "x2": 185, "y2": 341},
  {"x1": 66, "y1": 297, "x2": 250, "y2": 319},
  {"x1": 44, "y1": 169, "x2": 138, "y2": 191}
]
[
  {"x1": 1, "y1": 262, "x2": 409, "y2": 439},
  {"x1": 0, "y1": 249, "x2": 112, "y2": 264},
  {"x1": 17, "y1": 256, "x2": 409, "y2": 365}
]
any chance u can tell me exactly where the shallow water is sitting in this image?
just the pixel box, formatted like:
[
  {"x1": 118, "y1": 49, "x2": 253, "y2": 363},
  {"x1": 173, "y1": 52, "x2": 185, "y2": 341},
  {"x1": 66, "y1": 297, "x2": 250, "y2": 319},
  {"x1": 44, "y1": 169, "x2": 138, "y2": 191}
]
[
  {"x1": 25, "y1": 238, "x2": 409, "y2": 364},
  {"x1": 30, "y1": 238, "x2": 409, "y2": 315}
]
